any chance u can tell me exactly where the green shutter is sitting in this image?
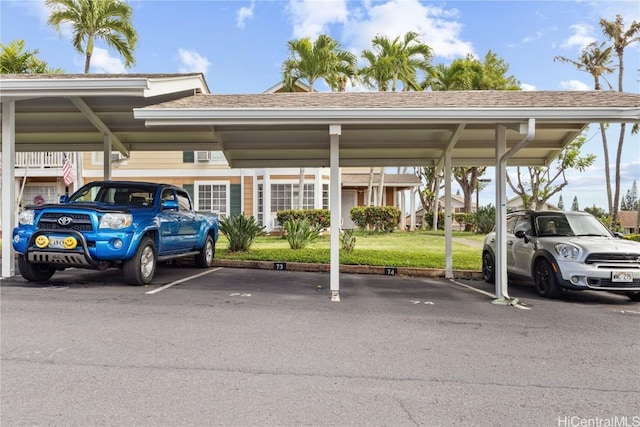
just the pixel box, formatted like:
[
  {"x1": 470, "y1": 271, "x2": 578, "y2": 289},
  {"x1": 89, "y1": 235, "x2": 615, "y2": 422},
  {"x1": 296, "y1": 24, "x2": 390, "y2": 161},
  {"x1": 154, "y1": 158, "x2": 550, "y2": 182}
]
[
  {"x1": 230, "y1": 184, "x2": 241, "y2": 216},
  {"x1": 183, "y1": 151, "x2": 194, "y2": 163},
  {"x1": 183, "y1": 184, "x2": 194, "y2": 201}
]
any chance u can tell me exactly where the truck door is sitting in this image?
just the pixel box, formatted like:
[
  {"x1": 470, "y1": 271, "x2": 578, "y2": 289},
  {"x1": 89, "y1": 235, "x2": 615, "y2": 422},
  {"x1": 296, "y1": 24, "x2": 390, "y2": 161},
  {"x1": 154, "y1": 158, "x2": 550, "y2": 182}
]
[{"x1": 175, "y1": 189, "x2": 199, "y2": 250}]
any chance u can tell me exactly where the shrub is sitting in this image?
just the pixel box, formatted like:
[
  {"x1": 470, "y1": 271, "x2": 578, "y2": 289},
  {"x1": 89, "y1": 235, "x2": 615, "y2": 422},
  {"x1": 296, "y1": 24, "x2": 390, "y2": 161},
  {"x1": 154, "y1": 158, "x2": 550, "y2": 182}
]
[
  {"x1": 340, "y1": 229, "x2": 356, "y2": 252},
  {"x1": 350, "y1": 206, "x2": 401, "y2": 232},
  {"x1": 454, "y1": 213, "x2": 476, "y2": 232},
  {"x1": 623, "y1": 233, "x2": 640, "y2": 242},
  {"x1": 276, "y1": 209, "x2": 330, "y2": 233},
  {"x1": 219, "y1": 214, "x2": 266, "y2": 252},
  {"x1": 284, "y1": 218, "x2": 318, "y2": 250},
  {"x1": 421, "y1": 212, "x2": 444, "y2": 230},
  {"x1": 475, "y1": 204, "x2": 496, "y2": 234}
]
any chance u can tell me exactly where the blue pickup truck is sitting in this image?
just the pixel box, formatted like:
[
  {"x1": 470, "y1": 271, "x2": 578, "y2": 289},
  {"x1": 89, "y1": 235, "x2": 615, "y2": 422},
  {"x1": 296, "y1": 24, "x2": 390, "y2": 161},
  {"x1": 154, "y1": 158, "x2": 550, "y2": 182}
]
[{"x1": 12, "y1": 180, "x2": 219, "y2": 286}]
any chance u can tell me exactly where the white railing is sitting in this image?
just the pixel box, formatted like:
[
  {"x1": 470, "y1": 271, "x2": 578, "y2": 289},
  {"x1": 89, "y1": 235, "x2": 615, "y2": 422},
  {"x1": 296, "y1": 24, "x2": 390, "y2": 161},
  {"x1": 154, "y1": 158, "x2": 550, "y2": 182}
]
[{"x1": 13, "y1": 152, "x2": 69, "y2": 169}]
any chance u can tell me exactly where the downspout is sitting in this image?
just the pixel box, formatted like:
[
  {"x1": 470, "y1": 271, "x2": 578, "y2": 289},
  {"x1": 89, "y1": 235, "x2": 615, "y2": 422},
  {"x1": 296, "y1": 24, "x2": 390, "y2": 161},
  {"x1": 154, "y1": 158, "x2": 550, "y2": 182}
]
[{"x1": 493, "y1": 118, "x2": 535, "y2": 306}]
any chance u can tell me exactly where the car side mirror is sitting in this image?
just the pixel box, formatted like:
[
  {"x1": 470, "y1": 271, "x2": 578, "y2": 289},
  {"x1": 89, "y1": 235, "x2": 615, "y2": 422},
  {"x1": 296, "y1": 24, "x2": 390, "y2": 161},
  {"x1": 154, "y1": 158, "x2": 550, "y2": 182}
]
[
  {"x1": 613, "y1": 231, "x2": 624, "y2": 239},
  {"x1": 162, "y1": 199, "x2": 179, "y2": 211},
  {"x1": 515, "y1": 230, "x2": 530, "y2": 243},
  {"x1": 59, "y1": 195, "x2": 69, "y2": 203}
]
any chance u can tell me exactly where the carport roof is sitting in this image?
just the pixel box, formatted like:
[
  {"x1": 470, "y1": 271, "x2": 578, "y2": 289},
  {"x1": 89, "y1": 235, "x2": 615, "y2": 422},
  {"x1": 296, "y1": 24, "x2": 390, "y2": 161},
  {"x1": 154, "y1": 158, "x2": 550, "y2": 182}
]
[
  {"x1": 135, "y1": 90, "x2": 640, "y2": 168},
  {"x1": 1, "y1": 74, "x2": 639, "y2": 168}
]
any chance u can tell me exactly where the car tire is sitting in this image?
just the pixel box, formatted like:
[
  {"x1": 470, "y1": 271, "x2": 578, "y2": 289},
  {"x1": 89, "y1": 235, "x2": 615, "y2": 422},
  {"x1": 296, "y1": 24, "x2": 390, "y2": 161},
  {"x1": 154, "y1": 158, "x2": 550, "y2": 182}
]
[
  {"x1": 533, "y1": 259, "x2": 561, "y2": 299},
  {"x1": 195, "y1": 235, "x2": 215, "y2": 268},
  {"x1": 123, "y1": 237, "x2": 156, "y2": 286},
  {"x1": 18, "y1": 255, "x2": 56, "y2": 282},
  {"x1": 625, "y1": 292, "x2": 640, "y2": 302},
  {"x1": 482, "y1": 252, "x2": 495, "y2": 283}
]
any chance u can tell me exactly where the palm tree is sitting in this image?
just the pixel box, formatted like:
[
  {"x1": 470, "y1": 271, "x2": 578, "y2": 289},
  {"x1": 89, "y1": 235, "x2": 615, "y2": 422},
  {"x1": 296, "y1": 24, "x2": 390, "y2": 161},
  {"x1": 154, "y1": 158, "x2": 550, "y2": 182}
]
[
  {"x1": 1, "y1": 39, "x2": 64, "y2": 74},
  {"x1": 368, "y1": 31, "x2": 433, "y2": 91},
  {"x1": 46, "y1": 0, "x2": 137, "y2": 73},
  {"x1": 554, "y1": 42, "x2": 616, "y2": 214},
  {"x1": 282, "y1": 34, "x2": 357, "y2": 91},
  {"x1": 599, "y1": 14, "x2": 640, "y2": 229},
  {"x1": 359, "y1": 49, "x2": 392, "y2": 91}
]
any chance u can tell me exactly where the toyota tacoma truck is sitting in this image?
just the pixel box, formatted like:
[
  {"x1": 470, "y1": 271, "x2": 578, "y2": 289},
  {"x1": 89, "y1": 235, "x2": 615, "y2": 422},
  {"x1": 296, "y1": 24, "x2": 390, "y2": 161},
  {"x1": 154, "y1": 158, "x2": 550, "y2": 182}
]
[{"x1": 12, "y1": 180, "x2": 219, "y2": 286}]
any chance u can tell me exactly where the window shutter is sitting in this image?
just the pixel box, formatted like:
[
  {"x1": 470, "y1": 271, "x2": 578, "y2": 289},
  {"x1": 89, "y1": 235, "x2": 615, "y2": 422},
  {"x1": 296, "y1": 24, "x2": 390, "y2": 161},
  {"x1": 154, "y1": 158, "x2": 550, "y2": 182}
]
[
  {"x1": 230, "y1": 184, "x2": 241, "y2": 216},
  {"x1": 183, "y1": 184, "x2": 194, "y2": 201},
  {"x1": 183, "y1": 151, "x2": 194, "y2": 163}
]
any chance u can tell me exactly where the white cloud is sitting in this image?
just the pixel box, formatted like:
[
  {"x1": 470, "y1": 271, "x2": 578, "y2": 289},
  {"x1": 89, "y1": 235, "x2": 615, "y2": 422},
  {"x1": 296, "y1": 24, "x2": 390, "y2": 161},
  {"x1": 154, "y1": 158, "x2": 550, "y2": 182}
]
[
  {"x1": 341, "y1": 0, "x2": 474, "y2": 60},
  {"x1": 286, "y1": 0, "x2": 349, "y2": 39},
  {"x1": 178, "y1": 48, "x2": 211, "y2": 74},
  {"x1": 560, "y1": 24, "x2": 596, "y2": 50},
  {"x1": 236, "y1": 1, "x2": 255, "y2": 29},
  {"x1": 520, "y1": 83, "x2": 536, "y2": 91},
  {"x1": 559, "y1": 80, "x2": 590, "y2": 91},
  {"x1": 78, "y1": 47, "x2": 126, "y2": 73}
]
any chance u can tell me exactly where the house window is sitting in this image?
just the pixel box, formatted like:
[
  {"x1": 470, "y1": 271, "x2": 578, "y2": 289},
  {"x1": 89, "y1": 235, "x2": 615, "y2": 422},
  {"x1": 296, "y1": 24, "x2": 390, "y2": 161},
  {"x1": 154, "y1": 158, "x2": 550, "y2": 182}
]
[
  {"x1": 195, "y1": 182, "x2": 229, "y2": 215},
  {"x1": 22, "y1": 184, "x2": 59, "y2": 207},
  {"x1": 322, "y1": 184, "x2": 329, "y2": 209},
  {"x1": 271, "y1": 183, "x2": 314, "y2": 212},
  {"x1": 257, "y1": 184, "x2": 264, "y2": 226}
]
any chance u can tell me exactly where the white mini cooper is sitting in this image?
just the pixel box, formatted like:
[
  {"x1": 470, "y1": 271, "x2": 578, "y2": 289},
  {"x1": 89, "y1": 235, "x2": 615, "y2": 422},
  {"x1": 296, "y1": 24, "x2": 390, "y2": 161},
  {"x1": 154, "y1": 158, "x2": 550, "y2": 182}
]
[{"x1": 482, "y1": 210, "x2": 640, "y2": 301}]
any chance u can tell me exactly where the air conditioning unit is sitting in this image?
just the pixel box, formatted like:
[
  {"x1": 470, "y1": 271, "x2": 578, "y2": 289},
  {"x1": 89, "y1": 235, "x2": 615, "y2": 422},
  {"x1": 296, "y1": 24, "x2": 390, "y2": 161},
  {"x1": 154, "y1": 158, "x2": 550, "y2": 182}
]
[
  {"x1": 195, "y1": 151, "x2": 211, "y2": 162},
  {"x1": 111, "y1": 152, "x2": 124, "y2": 162}
]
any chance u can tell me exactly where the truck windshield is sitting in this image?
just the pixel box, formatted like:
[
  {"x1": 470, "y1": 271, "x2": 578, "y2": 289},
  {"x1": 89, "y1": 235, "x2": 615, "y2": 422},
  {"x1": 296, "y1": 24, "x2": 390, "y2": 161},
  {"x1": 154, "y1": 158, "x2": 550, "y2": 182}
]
[{"x1": 69, "y1": 183, "x2": 157, "y2": 207}]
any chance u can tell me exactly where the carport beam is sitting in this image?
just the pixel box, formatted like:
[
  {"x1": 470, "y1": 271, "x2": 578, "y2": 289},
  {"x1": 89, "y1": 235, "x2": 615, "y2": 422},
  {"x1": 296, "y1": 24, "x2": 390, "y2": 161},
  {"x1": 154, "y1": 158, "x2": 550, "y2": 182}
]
[{"x1": 329, "y1": 125, "x2": 341, "y2": 301}]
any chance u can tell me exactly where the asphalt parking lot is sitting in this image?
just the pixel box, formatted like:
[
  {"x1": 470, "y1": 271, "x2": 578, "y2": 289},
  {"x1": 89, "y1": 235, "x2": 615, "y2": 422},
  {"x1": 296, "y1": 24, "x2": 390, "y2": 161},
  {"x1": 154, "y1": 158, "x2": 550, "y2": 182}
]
[{"x1": 1, "y1": 264, "x2": 639, "y2": 426}]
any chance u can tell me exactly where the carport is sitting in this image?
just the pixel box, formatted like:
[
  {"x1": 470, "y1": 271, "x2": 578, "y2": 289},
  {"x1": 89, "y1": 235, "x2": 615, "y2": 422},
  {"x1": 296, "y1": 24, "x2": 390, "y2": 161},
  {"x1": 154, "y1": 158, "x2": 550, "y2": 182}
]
[{"x1": 2, "y1": 74, "x2": 639, "y2": 303}]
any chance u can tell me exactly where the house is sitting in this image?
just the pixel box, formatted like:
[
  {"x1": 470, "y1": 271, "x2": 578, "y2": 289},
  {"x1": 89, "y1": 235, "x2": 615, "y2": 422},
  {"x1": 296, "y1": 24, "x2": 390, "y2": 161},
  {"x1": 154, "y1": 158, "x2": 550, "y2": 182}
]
[{"x1": 619, "y1": 210, "x2": 639, "y2": 234}]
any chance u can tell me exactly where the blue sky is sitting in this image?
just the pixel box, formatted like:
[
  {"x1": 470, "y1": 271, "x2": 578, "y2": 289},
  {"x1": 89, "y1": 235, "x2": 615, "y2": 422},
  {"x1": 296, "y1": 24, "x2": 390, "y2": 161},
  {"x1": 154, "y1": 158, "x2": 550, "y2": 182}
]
[{"x1": 1, "y1": 0, "x2": 639, "y2": 210}]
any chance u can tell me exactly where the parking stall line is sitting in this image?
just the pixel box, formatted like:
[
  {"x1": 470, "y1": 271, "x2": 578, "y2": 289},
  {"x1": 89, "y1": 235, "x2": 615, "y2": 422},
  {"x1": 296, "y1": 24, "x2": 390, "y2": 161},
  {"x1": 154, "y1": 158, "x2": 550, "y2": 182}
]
[
  {"x1": 448, "y1": 278, "x2": 531, "y2": 310},
  {"x1": 146, "y1": 267, "x2": 223, "y2": 295}
]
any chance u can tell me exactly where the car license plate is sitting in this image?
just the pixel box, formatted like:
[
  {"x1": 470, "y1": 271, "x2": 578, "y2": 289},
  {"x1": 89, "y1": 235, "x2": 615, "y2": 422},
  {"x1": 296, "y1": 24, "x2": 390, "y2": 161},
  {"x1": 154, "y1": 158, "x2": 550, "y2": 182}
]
[
  {"x1": 48, "y1": 236, "x2": 77, "y2": 250},
  {"x1": 611, "y1": 271, "x2": 633, "y2": 282}
]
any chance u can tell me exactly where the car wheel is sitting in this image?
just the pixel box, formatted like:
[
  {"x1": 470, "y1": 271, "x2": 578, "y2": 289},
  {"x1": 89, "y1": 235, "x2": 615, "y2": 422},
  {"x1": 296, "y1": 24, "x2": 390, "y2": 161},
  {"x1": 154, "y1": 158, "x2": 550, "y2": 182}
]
[
  {"x1": 533, "y1": 259, "x2": 561, "y2": 299},
  {"x1": 18, "y1": 255, "x2": 56, "y2": 282},
  {"x1": 625, "y1": 291, "x2": 640, "y2": 302},
  {"x1": 123, "y1": 237, "x2": 156, "y2": 286},
  {"x1": 482, "y1": 252, "x2": 495, "y2": 283},
  {"x1": 195, "y1": 235, "x2": 215, "y2": 268}
]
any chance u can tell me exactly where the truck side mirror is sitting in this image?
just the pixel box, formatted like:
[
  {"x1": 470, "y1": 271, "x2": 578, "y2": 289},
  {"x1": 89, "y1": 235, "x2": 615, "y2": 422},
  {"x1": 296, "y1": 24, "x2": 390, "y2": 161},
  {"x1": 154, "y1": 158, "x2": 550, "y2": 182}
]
[
  {"x1": 59, "y1": 195, "x2": 69, "y2": 203},
  {"x1": 162, "y1": 200, "x2": 179, "y2": 211}
]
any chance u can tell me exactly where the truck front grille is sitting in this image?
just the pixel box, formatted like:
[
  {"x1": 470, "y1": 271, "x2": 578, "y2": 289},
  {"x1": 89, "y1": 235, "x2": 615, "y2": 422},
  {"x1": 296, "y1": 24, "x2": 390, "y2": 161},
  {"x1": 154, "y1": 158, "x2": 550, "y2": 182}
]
[{"x1": 37, "y1": 213, "x2": 93, "y2": 232}]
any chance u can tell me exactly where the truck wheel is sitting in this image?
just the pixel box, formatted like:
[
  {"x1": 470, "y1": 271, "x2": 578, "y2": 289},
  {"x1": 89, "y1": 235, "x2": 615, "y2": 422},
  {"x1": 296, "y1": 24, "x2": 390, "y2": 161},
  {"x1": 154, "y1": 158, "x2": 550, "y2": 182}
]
[
  {"x1": 482, "y1": 252, "x2": 495, "y2": 283},
  {"x1": 18, "y1": 255, "x2": 56, "y2": 282},
  {"x1": 533, "y1": 259, "x2": 561, "y2": 299},
  {"x1": 195, "y1": 235, "x2": 215, "y2": 268},
  {"x1": 626, "y1": 292, "x2": 640, "y2": 302},
  {"x1": 123, "y1": 237, "x2": 156, "y2": 286}
]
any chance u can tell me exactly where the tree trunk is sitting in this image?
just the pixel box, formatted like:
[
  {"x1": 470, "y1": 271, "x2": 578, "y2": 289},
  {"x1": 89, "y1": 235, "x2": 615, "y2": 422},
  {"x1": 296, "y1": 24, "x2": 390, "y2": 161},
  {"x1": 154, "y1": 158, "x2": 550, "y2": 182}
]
[{"x1": 377, "y1": 167, "x2": 385, "y2": 205}]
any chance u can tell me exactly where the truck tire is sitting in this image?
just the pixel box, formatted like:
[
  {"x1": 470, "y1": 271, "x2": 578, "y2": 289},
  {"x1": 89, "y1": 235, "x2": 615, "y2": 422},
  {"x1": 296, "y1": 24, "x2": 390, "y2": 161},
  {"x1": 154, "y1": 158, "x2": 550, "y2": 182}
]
[
  {"x1": 195, "y1": 235, "x2": 215, "y2": 268},
  {"x1": 18, "y1": 255, "x2": 56, "y2": 282},
  {"x1": 123, "y1": 237, "x2": 156, "y2": 286}
]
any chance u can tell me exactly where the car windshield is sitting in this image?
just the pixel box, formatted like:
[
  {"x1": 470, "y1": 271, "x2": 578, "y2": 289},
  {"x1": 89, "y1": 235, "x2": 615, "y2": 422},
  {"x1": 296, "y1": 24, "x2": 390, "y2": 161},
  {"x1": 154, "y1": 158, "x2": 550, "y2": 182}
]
[
  {"x1": 69, "y1": 183, "x2": 156, "y2": 207},
  {"x1": 535, "y1": 214, "x2": 612, "y2": 237}
]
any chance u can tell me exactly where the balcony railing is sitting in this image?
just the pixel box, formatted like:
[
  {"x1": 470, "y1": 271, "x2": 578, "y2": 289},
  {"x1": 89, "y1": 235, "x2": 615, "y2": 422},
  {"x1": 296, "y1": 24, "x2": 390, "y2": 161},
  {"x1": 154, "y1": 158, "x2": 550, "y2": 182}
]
[{"x1": 12, "y1": 152, "x2": 70, "y2": 169}]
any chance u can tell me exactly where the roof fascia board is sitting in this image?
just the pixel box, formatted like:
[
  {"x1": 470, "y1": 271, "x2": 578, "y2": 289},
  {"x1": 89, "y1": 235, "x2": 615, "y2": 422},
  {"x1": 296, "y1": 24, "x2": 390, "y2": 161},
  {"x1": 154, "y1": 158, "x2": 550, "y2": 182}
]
[
  {"x1": 135, "y1": 107, "x2": 640, "y2": 124},
  {"x1": 1, "y1": 78, "x2": 149, "y2": 98}
]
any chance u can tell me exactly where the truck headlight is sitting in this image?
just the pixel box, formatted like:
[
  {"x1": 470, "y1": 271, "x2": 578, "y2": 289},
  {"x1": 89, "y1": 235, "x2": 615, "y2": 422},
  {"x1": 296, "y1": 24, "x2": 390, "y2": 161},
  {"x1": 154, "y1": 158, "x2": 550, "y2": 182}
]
[
  {"x1": 18, "y1": 209, "x2": 35, "y2": 225},
  {"x1": 555, "y1": 243, "x2": 580, "y2": 260},
  {"x1": 99, "y1": 213, "x2": 132, "y2": 229}
]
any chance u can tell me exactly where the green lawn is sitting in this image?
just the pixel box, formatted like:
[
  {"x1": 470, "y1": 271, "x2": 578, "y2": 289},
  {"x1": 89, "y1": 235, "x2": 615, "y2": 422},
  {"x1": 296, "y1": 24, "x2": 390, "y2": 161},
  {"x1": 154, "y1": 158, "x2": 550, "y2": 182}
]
[{"x1": 216, "y1": 230, "x2": 484, "y2": 271}]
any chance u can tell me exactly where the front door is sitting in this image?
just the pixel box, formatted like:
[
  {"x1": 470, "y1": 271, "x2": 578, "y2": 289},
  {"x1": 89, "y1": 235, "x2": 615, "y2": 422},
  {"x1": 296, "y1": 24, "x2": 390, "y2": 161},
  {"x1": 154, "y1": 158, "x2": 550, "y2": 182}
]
[{"x1": 341, "y1": 190, "x2": 357, "y2": 229}]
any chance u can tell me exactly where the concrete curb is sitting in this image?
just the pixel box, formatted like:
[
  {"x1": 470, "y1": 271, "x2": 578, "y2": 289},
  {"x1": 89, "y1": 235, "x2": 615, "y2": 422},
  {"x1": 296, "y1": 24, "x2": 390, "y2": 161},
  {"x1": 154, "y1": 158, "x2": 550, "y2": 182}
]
[{"x1": 213, "y1": 259, "x2": 483, "y2": 280}]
